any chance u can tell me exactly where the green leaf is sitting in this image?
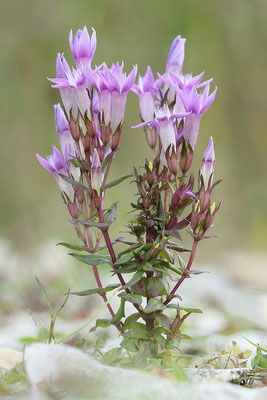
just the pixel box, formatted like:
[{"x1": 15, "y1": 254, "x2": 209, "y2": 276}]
[
  {"x1": 35, "y1": 277, "x2": 54, "y2": 318},
  {"x1": 57, "y1": 242, "x2": 90, "y2": 252},
  {"x1": 101, "y1": 150, "x2": 115, "y2": 169},
  {"x1": 71, "y1": 158, "x2": 90, "y2": 171},
  {"x1": 102, "y1": 348, "x2": 122, "y2": 365},
  {"x1": 243, "y1": 336, "x2": 267, "y2": 353},
  {"x1": 142, "y1": 262, "x2": 154, "y2": 272},
  {"x1": 69, "y1": 253, "x2": 111, "y2": 266},
  {"x1": 102, "y1": 174, "x2": 132, "y2": 190},
  {"x1": 74, "y1": 219, "x2": 110, "y2": 229},
  {"x1": 105, "y1": 283, "x2": 121, "y2": 291},
  {"x1": 123, "y1": 313, "x2": 141, "y2": 331},
  {"x1": 96, "y1": 319, "x2": 112, "y2": 328},
  {"x1": 124, "y1": 270, "x2": 144, "y2": 289},
  {"x1": 111, "y1": 298, "x2": 125, "y2": 325},
  {"x1": 146, "y1": 277, "x2": 165, "y2": 297},
  {"x1": 120, "y1": 337, "x2": 138, "y2": 352},
  {"x1": 70, "y1": 283, "x2": 119, "y2": 297},
  {"x1": 119, "y1": 293, "x2": 143, "y2": 305},
  {"x1": 167, "y1": 305, "x2": 203, "y2": 313},
  {"x1": 59, "y1": 174, "x2": 89, "y2": 191},
  {"x1": 125, "y1": 322, "x2": 149, "y2": 339},
  {"x1": 155, "y1": 313, "x2": 173, "y2": 329},
  {"x1": 114, "y1": 251, "x2": 135, "y2": 266},
  {"x1": 70, "y1": 288, "x2": 105, "y2": 296},
  {"x1": 160, "y1": 249, "x2": 174, "y2": 264},
  {"x1": 144, "y1": 298, "x2": 166, "y2": 314},
  {"x1": 104, "y1": 202, "x2": 118, "y2": 225}
]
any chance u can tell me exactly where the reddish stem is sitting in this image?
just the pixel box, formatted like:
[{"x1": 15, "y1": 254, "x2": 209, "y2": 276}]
[{"x1": 164, "y1": 239, "x2": 199, "y2": 306}]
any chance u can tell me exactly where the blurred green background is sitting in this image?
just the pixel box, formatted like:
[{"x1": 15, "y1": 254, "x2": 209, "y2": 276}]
[{"x1": 1, "y1": 0, "x2": 267, "y2": 263}]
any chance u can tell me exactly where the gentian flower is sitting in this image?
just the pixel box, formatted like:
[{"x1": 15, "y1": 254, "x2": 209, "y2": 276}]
[
  {"x1": 93, "y1": 62, "x2": 137, "y2": 132},
  {"x1": 132, "y1": 66, "x2": 157, "y2": 122},
  {"x1": 36, "y1": 145, "x2": 74, "y2": 199},
  {"x1": 162, "y1": 36, "x2": 186, "y2": 104},
  {"x1": 179, "y1": 83, "x2": 217, "y2": 149},
  {"x1": 69, "y1": 27, "x2": 97, "y2": 67},
  {"x1": 54, "y1": 104, "x2": 76, "y2": 157},
  {"x1": 133, "y1": 104, "x2": 189, "y2": 153},
  {"x1": 200, "y1": 137, "x2": 215, "y2": 190}
]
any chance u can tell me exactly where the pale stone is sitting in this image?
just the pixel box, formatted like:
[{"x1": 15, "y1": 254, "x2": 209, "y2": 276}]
[
  {"x1": 0, "y1": 347, "x2": 23, "y2": 369},
  {"x1": 23, "y1": 343, "x2": 267, "y2": 400}
]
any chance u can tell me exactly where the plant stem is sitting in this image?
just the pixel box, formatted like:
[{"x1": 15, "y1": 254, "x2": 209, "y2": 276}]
[
  {"x1": 164, "y1": 239, "x2": 199, "y2": 306},
  {"x1": 85, "y1": 221, "x2": 117, "y2": 324},
  {"x1": 98, "y1": 208, "x2": 145, "y2": 315}
]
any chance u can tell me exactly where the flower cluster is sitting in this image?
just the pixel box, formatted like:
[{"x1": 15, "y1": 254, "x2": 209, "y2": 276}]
[{"x1": 37, "y1": 27, "x2": 221, "y2": 361}]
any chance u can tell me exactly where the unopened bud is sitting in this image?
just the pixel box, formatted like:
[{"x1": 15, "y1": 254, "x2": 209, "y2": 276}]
[
  {"x1": 166, "y1": 144, "x2": 179, "y2": 174},
  {"x1": 67, "y1": 202, "x2": 78, "y2": 219},
  {"x1": 142, "y1": 192, "x2": 151, "y2": 209},
  {"x1": 69, "y1": 111, "x2": 80, "y2": 141},
  {"x1": 180, "y1": 141, "x2": 193, "y2": 174},
  {"x1": 100, "y1": 124, "x2": 111, "y2": 145},
  {"x1": 85, "y1": 113, "x2": 96, "y2": 137},
  {"x1": 110, "y1": 125, "x2": 122, "y2": 150},
  {"x1": 145, "y1": 127, "x2": 157, "y2": 149}
]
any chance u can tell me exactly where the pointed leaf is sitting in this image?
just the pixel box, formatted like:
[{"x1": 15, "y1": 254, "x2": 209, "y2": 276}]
[
  {"x1": 144, "y1": 298, "x2": 166, "y2": 314},
  {"x1": 102, "y1": 174, "x2": 132, "y2": 190},
  {"x1": 124, "y1": 270, "x2": 144, "y2": 289},
  {"x1": 57, "y1": 242, "x2": 90, "y2": 252},
  {"x1": 104, "y1": 202, "x2": 118, "y2": 225},
  {"x1": 69, "y1": 253, "x2": 111, "y2": 265},
  {"x1": 59, "y1": 174, "x2": 89, "y2": 191}
]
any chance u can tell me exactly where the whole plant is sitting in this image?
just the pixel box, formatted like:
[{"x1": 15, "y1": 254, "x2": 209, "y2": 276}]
[{"x1": 37, "y1": 26, "x2": 221, "y2": 365}]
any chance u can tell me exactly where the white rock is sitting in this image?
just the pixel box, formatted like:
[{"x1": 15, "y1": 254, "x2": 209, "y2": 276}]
[
  {"x1": 0, "y1": 347, "x2": 23, "y2": 369},
  {"x1": 23, "y1": 343, "x2": 267, "y2": 400}
]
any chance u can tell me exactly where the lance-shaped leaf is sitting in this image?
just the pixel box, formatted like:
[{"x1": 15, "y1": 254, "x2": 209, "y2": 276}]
[
  {"x1": 144, "y1": 298, "x2": 166, "y2": 314},
  {"x1": 57, "y1": 242, "x2": 91, "y2": 252},
  {"x1": 69, "y1": 253, "x2": 111, "y2": 265},
  {"x1": 104, "y1": 202, "x2": 118, "y2": 225},
  {"x1": 111, "y1": 298, "x2": 126, "y2": 325},
  {"x1": 59, "y1": 174, "x2": 89, "y2": 191},
  {"x1": 70, "y1": 283, "x2": 120, "y2": 297},
  {"x1": 73, "y1": 219, "x2": 110, "y2": 230},
  {"x1": 102, "y1": 174, "x2": 132, "y2": 190},
  {"x1": 119, "y1": 293, "x2": 143, "y2": 305},
  {"x1": 71, "y1": 158, "x2": 90, "y2": 171},
  {"x1": 146, "y1": 277, "x2": 165, "y2": 297},
  {"x1": 123, "y1": 270, "x2": 144, "y2": 289}
]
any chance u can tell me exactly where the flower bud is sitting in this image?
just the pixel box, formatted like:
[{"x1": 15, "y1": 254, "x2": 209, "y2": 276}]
[
  {"x1": 69, "y1": 111, "x2": 80, "y2": 141},
  {"x1": 90, "y1": 149, "x2": 103, "y2": 194},
  {"x1": 200, "y1": 137, "x2": 215, "y2": 190},
  {"x1": 142, "y1": 192, "x2": 151, "y2": 209},
  {"x1": 180, "y1": 140, "x2": 193, "y2": 174},
  {"x1": 110, "y1": 125, "x2": 122, "y2": 150},
  {"x1": 144, "y1": 127, "x2": 157, "y2": 149},
  {"x1": 67, "y1": 202, "x2": 78, "y2": 219},
  {"x1": 166, "y1": 144, "x2": 179, "y2": 175}
]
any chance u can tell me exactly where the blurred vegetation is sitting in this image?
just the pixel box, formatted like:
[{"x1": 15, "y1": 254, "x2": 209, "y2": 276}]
[{"x1": 1, "y1": 0, "x2": 267, "y2": 261}]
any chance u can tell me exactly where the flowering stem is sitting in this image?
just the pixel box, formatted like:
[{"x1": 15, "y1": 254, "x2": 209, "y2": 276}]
[
  {"x1": 98, "y1": 208, "x2": 145, "y2": 315},
  {"x1": 85, "y1": 219, "x2": 118, "y2": 326},
  {"x1": 164, "y1": 239, "x2": 199, "y2": 305}
]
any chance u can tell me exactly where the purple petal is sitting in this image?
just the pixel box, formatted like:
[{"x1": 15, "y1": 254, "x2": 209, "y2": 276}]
[
  {"x1": 36, "y1": 154, "x2": 55, "y2": 175},
  {"x1": 122, "y1": 65, "x2": 138, "y2": 92}
]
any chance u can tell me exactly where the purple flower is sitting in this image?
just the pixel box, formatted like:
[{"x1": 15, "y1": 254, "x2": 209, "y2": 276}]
[
  {"x1": 91, "y1": 149, "x2": 103, "y2": 194},
  {"x1": 132, "y1": 66, "x2": 157, "y2": 122},
  {"x1": 49, "y1": 54, "x2": 95, "y2": 119},
  {"x1": 54, "y1": 104, "x2": 76, "y2": 157},
  {"x1": 162, "y1": 36, "x2": 186, "y2": 104},
  {"x1": 179, "y1": 83, "x2": 217, "y2": 149},
  {"x1": 69, "y1": 27, "x2": 96, "y2": 67},
  {"x1": 36, "y1": 145, "x2": 74, "y2": 199},
  {"x1": 166, "y1": 36, "x2": 186, "y2": 77},
  {"x1": 93, "y1": 62, "x2": 137, "y2": 132},
  {"x1": 133, "y1": 105, "x2": 189, "y2": 162},
  {"x1": 200, "y1": 137, "x2": 215, "y2": 189}
]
